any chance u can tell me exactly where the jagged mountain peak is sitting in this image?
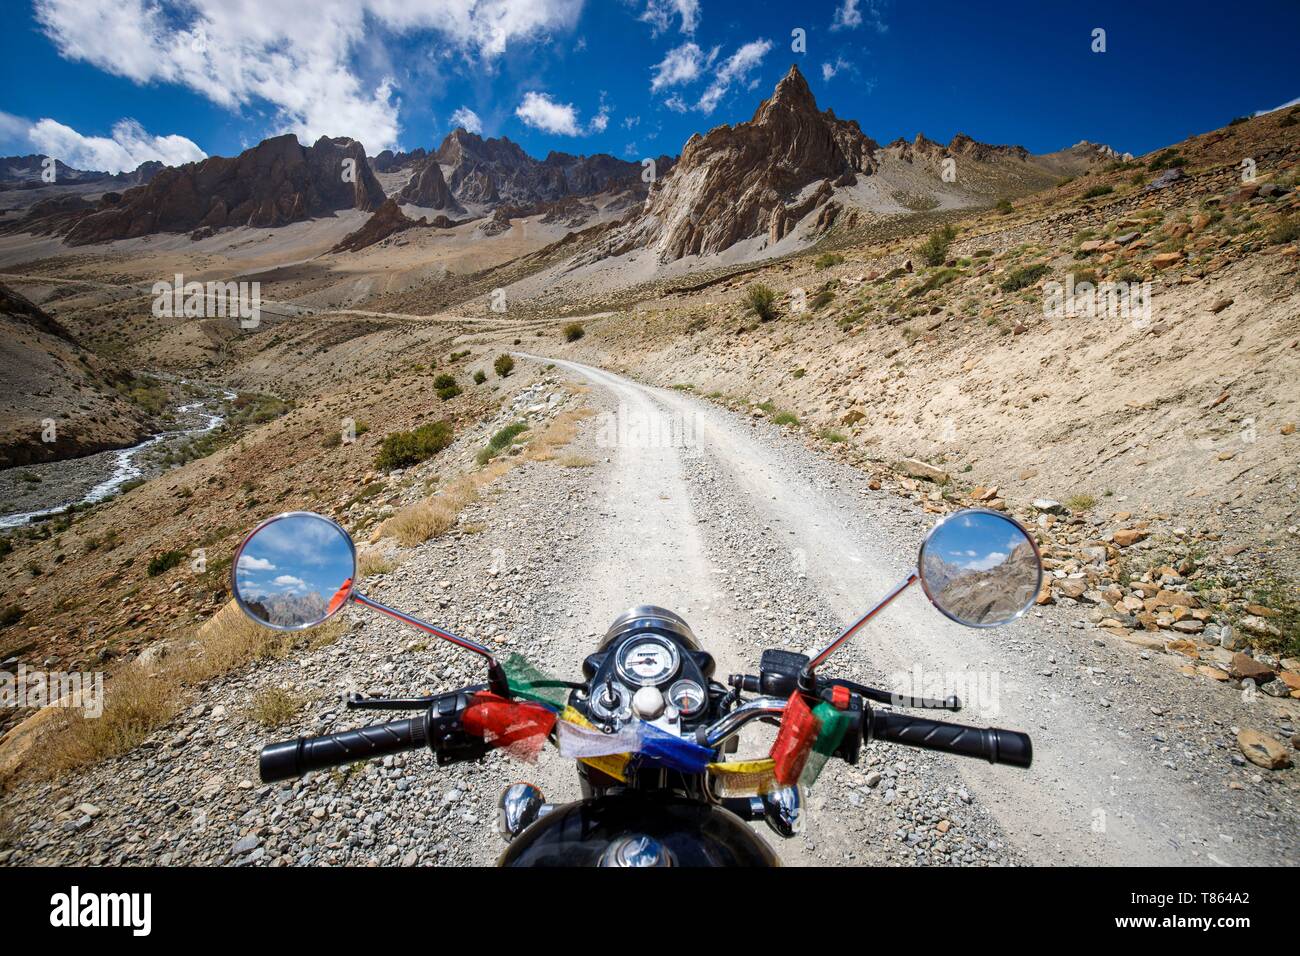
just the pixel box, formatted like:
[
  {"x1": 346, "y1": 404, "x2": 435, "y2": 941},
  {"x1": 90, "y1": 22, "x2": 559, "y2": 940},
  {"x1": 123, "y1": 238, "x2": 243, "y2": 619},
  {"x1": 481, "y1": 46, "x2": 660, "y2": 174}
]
[{"x1": 760, "y1": 63, "x2": 818, "y2": 114}]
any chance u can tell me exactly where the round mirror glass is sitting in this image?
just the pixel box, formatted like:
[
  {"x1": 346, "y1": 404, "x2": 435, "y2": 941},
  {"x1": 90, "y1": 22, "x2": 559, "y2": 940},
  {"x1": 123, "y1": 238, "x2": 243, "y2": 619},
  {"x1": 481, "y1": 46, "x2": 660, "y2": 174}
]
[
  {"x1": 917, "y1": 509, "x2": 1042, "y2": 627},
  {"x1": 232, "y1": 512, "x2": 356, "y2": 630}
]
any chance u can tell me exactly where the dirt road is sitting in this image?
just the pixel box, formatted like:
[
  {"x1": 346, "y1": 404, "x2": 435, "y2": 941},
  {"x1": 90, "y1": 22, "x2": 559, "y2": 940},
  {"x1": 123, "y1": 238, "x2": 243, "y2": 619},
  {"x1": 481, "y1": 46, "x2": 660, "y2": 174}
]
[{"x1": 520, "y1": 355, "x2": 1297, "y2": 866}]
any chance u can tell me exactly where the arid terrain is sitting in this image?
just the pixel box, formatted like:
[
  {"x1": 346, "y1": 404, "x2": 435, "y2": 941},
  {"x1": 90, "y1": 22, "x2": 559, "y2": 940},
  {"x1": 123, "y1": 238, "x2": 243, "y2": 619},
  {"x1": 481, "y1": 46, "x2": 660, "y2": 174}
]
[{"x1": 1, "y1": 66, "x2": 1297, "y2": 867}]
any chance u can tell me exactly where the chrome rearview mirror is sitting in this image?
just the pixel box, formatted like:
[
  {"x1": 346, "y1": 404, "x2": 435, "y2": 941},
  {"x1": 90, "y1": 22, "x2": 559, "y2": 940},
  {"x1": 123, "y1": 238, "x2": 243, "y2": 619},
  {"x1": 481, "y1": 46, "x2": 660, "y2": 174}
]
[
  {"x1": 917, "y1": 509, "x2": 1042, "y2": 627},
  {"x1": 232, "y1": 512, "x2": 357, "y2": 631},
  {"x1": 231, "y1": 511, "x2": 496, "y2": 663},
  {"x1": 804, "y1": 509, "x2": 1042, "y2": 678}
]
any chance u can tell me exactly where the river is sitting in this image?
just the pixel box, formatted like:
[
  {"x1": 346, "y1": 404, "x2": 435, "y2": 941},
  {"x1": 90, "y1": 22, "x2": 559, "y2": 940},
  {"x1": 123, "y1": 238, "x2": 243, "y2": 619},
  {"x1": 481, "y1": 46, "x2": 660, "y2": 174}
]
[{"x1": 0, "y1": 383, "x2": 237, "y2": 530}]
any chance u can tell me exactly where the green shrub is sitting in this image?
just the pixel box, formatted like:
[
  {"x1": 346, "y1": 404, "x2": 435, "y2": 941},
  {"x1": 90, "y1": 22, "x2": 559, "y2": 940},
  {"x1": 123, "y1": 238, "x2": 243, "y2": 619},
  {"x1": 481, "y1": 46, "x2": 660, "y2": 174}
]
[
  {"x1": 814, "y1": 252, "x2": 844, "y2": 269},
  {"x1": 1147, "y1": 149, "x2": 1182, "y2": 171},
  {"x1": 995, "y1": 198, "x2": 1014, "y2": 215},
  {"x1": 1227, "y1": 115, "x2": 1250, "y2": 126},
  {"x1": 1082, "y1": 185, "x2": 1113, "y2": 199},
  {"x1": 433, "y1": 374, "x2": 460, "y2": 401},
  {"x1": 908, "y1": 267, "x2": 958, "y2": 297},
  {"x1": 476, "y1": 421, "x2": 530, "y2": 465},
  {"x1": 916, "y1": 224, "x2": 958, "y2": 266},
  {"x1": 494, "y1": 354, "x2": 515, "y2": 378},
  {"x1": 147, "y1": 550, "x2": 185, "y2": 577},
  {"x1": 473, "y1": 370, "x2": 487, "y2": 384},
  {"x1": 772, "y1": 411, "x2": 799, "y2": 426},
  {"x1": 563, "y1": 323, "x2": 585, "y2": 342},
  {"x1": 1000, "y1": 263, "x2": 1050, "y2": 292},
  {"x1": 375, "y1": 420, "x2": 454, "y2": 471},
  {"x1": 743, "y1": 284, "x2": 778, "y2": 321}
]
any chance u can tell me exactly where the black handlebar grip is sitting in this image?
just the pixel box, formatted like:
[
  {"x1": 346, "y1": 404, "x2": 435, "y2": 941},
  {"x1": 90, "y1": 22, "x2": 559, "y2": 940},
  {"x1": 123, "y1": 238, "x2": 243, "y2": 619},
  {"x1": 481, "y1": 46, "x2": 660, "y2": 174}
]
[
  {"x1": 259, "y1": 714, "x2": 429, "y2": 783},
  {"x1": 869, "y1": 709, "x2": 1032, "y2": 768}
]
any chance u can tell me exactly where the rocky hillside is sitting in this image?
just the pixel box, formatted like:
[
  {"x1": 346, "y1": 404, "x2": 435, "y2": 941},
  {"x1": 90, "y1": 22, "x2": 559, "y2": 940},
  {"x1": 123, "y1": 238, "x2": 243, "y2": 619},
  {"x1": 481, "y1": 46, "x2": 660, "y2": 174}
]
[
  {"x1": 0, "y1": 155, "x2": 162, "y2": 188},
  {"x1": 561, "y1": 66, "x2": 1118, "y2": 273},
  {"x1": 397, "y1": 156, "x2": 463, "y2": 212},
  {"x1": 434, "y1": 128, "x2": 652, "y2": 208},
  {"x1": 0, "y1": 284, "x2": 155, "y2": 467},
  {"x1": 17, "y1": 135, "x2": 385, "y2": 245}
]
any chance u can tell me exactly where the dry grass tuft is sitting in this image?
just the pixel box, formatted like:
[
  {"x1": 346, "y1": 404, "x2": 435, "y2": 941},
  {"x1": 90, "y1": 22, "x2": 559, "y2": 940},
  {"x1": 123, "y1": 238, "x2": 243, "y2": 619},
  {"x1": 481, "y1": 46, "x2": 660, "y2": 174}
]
[
  {"x1": 525, "y1": 408, "x2": 595, "y2": 463},
  {"x1": 27, "y1": 602, "x2": 347, "y2": 780},
  {"x1": 248, "y1": 687, "x2": 305, "y2": 728},
  {"x1": 356, "y1": 550, "x2": 399, "y2": 576},
  {"x1": 557, "y1": 454, "x2": 595, "y2": 468},
  {"x1": 37, "y1": 666, "x2": 179, "y2": 778},
  {"x1": 377, "y1": 407, "x2": 594, "y2": 545}
]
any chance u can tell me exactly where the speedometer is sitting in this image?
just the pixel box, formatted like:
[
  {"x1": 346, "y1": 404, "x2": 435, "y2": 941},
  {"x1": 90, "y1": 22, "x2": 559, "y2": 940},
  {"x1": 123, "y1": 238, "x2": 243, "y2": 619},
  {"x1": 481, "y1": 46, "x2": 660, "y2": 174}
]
[{"x1": 616, "y1": 636, "x2": 680, "y2": 687}]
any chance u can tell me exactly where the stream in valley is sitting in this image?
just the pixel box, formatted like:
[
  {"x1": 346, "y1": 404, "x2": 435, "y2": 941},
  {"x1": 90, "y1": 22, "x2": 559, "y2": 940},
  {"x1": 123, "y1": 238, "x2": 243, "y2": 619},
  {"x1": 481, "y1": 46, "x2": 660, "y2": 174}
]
[{"x1": 0, "y1": 382, "x2": 237, "y2": 530}]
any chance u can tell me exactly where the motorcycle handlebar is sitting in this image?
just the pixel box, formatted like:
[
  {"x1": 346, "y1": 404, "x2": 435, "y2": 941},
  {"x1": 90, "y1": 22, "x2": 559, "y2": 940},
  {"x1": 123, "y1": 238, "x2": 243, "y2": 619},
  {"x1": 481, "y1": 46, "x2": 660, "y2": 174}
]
[
  {"x1": 868, "y1": 708, "x2": 1032, "y2": 768},
  {"x1": 259, "y1": 713, "x2": 429, "y2": 783}
]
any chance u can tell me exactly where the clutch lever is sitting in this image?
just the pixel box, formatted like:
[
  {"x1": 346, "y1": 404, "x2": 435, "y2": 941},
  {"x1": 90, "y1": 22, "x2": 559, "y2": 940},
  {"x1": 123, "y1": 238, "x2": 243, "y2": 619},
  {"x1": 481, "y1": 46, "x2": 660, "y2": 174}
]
[
  {"x1": 346, "y1": 685, "x2": 488, "y2": 711},
  {"x1": 828, "y1": 678, "x2": 960, "y2": 712}
]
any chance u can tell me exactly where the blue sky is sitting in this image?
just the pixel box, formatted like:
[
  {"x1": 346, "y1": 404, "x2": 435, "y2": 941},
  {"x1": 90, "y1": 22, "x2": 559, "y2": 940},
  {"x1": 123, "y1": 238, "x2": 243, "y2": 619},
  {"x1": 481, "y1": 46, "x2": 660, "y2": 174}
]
[{"x1": 1, "y1": 0, "x2": 1297, "y2": 173}]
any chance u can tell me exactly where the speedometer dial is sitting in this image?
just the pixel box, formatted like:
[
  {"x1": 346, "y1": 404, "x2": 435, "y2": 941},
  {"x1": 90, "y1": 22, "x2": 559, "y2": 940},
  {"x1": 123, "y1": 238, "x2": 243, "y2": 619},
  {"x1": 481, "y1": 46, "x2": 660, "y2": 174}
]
[{"x1": 616, "y1": 637, "x2": 680, "y2": 687}]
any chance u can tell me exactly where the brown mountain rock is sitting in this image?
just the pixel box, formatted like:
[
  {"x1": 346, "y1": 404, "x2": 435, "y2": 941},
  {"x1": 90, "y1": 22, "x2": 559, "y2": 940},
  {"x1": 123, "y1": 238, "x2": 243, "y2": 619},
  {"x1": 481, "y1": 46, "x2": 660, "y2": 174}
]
[
  {"x1": 332, "y1": 198, "x2": 430, "y2": 253},
  {"x1": 60, "y1": 134, "x2": 385, "y2": 245},
  {"x1": 397, "y1": 157, "x2": 463, "y2": 212},
  {"x1": 630, "y1": 64, "x2": 877, "y2": 262}
]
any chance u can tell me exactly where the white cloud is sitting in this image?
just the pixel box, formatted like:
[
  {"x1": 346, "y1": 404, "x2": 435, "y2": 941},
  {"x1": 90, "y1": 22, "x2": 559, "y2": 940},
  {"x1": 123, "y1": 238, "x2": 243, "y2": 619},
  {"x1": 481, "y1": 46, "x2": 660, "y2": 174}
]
[
  {"x1": 0, "y1": 110, "x2": 31, "y2": 148},
  {"x1": 33, "y1": 0, "x2": 585, "y2": 153},
  {"x1": 514, "y1": 91, "x2": 608, "y2": 136},
  {"x1": 831, "y1": 0, "x2": 887, "y2": 33},
  {"x1": 237, "y1": 555, "x2": 276, "y2": 572},
  {"x1": 272, "y1": 575, "x2": 307, "y2": 588},
  {"x1": 696, "y1": 39, "x2": 772, "y2": 114},
  {"x1": 964, "y1": 552, "x2": 1007, "y2": 572},
  {"x1": 26, "y1": 118, "x2": 207, "y2": 173},
  {"x1": 515, "y1": 91, "x2": 582, "y2": 135},
  {"x1": 638, "y1": 0, "x2": 700, "y2": 36},
  {"x1": 623, "y1": 115, "x2": 640, "y2": 129},
  {"x1": 664, "y1": 94, "x2": 690, "y2": 113},
  {"x1": 822, "y1": 55, "x2": 852, "y2": 82},
  {"x1": 650, "y1": 42, "x2": 717, "y2": 92},
  {"x1": 450, "y1": 106, "x2": 484, "y2": 134}
]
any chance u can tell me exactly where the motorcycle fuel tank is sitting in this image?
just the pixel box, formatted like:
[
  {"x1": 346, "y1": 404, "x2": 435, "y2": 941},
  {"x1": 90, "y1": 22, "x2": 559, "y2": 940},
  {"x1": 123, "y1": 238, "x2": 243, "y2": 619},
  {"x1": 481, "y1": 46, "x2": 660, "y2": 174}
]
[{"x1": 498, "y1": 793, "x2": 779, "y2": 867}]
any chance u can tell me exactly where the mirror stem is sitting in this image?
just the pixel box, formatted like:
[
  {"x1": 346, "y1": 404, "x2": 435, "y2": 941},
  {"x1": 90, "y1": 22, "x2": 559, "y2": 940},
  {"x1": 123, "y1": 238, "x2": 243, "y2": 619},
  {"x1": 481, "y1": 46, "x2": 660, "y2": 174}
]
[
  {"x1": 350, "y1": 591, "x2": 495, "y2": 661},
  {"x1": 802, "y1": 572, "x2": 918, "y2": 679}
]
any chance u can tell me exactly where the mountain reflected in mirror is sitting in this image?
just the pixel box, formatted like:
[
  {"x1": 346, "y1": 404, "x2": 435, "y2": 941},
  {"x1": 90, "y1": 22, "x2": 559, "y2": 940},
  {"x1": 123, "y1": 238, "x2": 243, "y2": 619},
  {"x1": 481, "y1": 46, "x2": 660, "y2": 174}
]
[
  {"x1": 918, "y1": 510, "x2": 1042, "y2": 627},
  {"x1": 233, "y1": 513, "x2": 357, "y2": 630}
]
